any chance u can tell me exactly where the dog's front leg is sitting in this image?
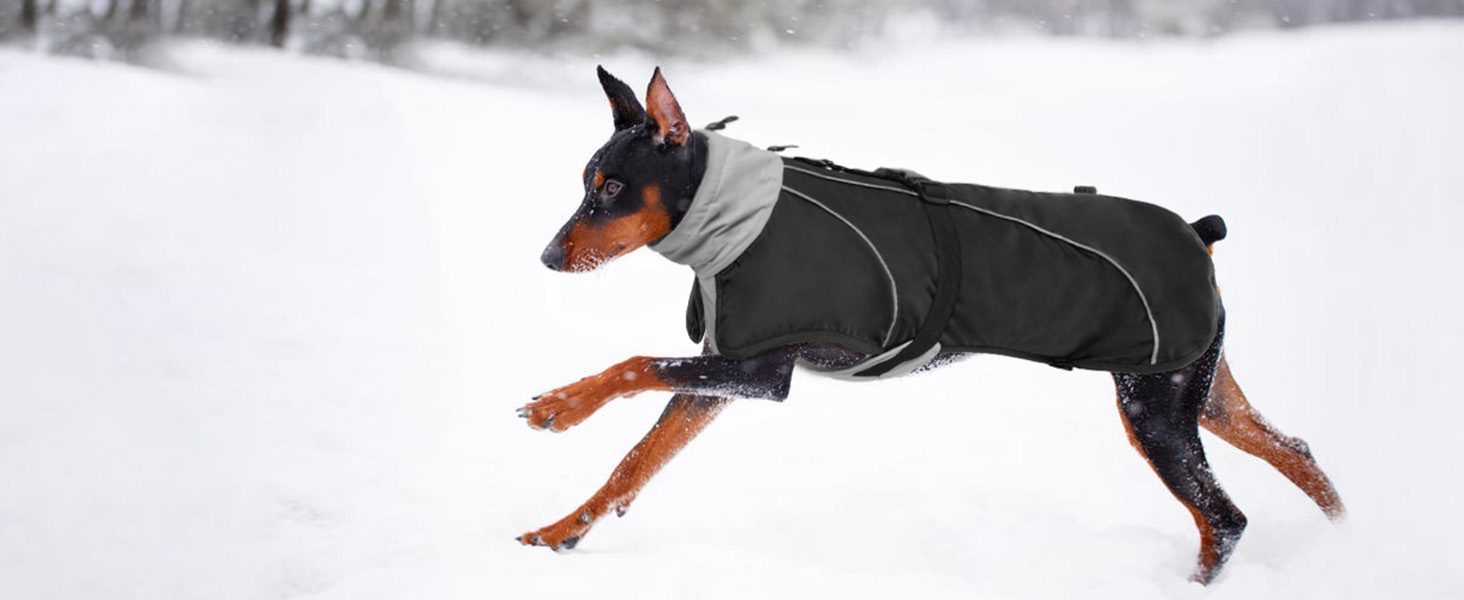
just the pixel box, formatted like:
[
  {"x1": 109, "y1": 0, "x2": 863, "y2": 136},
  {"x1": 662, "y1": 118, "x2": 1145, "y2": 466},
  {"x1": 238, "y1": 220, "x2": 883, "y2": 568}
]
[
  {"x1": 518, "y1": 348, "x2": 797, "y2": 432},
  {"x1": 518, "y1": 393, "x2": 731, "y2": 551},
  {"x1": 517, "y1": 347, "x2": 800, "y2": 550}
]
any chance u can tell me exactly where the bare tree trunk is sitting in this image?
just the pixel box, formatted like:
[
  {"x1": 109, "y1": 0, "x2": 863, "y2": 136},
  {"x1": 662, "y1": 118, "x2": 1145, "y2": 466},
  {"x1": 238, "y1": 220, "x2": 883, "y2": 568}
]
[
  {"x1": 355, "y1": 0, "x2": 374, "y2": 23},
  {"x1": 426, "y1": 0, "x2": 445, "y2": 37},
  {"x1": 124, "y1": 0, "x2": 153, "y2": 61},
  {"x1": 165, "y1": 0, "x2": 186, "y2": 34},
  {"x1": 129, "y1": 0, "x2": 150, "y2": 25},
  {"x1": 269, "y1": 0, "x2": 289, "y2": 47},
  {"x1": 22, "y1": 0, "x2": 39, "y2": 32},
  {"x1": 383, "y1": 0, "x2": 406, "y2": 28},
  {"x1": 378, "y1": 0, "x2": 407, "y2": 61}
]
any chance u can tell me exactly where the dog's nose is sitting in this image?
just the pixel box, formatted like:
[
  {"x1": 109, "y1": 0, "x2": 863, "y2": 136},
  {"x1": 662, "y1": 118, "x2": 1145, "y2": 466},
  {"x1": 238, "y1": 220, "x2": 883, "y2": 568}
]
[{"x1": 540, "y1": 244, "x2": 566, "y2": 271}]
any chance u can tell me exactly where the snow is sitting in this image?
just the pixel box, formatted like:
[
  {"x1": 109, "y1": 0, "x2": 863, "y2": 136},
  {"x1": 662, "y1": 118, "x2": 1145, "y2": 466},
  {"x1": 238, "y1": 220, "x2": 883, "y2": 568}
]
[{"x1": 2, "y1": 22, "x2": 1463, "y2": 600}]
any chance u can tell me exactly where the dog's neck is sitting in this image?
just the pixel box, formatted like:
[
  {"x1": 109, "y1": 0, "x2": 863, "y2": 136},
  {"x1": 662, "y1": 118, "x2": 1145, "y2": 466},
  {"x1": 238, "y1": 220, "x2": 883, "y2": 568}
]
[{"x1": 667, "y1": 131, "x2": 711, "y2": 230}]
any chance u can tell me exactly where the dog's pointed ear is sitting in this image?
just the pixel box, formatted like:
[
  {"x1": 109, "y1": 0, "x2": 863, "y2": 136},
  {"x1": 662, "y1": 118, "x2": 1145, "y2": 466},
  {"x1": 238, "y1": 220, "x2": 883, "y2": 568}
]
[
  {"x1": 646, "y1": 67, "x2": 689, "y2": 146},
  {"x1": 598, "y1": 65, "x2": 645, "y2": 130}
]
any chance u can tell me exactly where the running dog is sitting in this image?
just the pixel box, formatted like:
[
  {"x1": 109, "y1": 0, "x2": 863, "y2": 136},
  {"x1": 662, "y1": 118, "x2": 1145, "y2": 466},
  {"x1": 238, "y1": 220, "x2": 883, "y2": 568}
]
[{"x1": 517, "y1": 66, "x2": 1345, "y2": 584}]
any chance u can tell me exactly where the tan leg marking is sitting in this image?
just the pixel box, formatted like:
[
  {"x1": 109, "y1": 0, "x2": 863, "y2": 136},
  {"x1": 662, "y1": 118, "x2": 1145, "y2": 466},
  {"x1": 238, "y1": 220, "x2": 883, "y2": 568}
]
[
  {"x1": 520, "y1": 357, "x2": 661, "y2": 432},
  {"x1": 1182, "y1": 503, "x2": 1233, "y2": 585},
  {"x1": 1200, "y1": 356, "x2": 1346, "y2": 520},
  {"x1": 1116, "y1": 396, "x2": 1228, "y2": 584},
  {"x1": 518, "y1": 395, "x2": 732, "y2": 550}
]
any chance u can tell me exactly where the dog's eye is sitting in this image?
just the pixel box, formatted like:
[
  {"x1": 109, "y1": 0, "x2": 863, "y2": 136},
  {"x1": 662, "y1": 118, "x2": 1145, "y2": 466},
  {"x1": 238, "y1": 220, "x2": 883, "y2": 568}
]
[{"x1": 603, "y1": 180, "x2": 624, "y2": 197}]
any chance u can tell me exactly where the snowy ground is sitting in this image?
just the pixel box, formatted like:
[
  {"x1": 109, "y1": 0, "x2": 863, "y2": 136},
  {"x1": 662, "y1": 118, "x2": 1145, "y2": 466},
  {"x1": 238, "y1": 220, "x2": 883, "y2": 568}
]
[{"x1": 2, "y1": 21, "x2": 1462, "y2": 600}]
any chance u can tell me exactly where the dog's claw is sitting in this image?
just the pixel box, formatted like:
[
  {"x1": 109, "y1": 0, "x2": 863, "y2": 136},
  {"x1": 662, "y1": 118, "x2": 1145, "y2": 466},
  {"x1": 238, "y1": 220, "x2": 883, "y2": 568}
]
[
  {"x1": 615, "y1": 505, "x2": 627, "y2": 518},
  {"x1": 520, "y1": 513, "x2": 597, "y2": 552}
]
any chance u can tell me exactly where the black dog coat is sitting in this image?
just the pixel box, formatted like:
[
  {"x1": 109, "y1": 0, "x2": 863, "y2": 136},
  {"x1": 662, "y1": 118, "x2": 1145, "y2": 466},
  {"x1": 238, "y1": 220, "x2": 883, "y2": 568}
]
[{"x1": 651, "y1": 132, "x2": 1221, "y2": 378}]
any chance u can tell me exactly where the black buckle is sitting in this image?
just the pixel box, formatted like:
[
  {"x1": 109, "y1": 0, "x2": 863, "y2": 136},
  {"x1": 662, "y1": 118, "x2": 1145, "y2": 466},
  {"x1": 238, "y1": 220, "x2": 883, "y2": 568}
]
[{"x1": 917, "y1": 181, "x2": 950, "y2": 205}]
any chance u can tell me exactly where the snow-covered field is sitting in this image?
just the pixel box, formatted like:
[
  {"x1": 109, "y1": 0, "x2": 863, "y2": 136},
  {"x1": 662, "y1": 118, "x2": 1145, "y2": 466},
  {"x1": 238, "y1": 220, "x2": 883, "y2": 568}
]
[{"x1": 2, "y1": 22, "x2": 1462, "y2": 599}]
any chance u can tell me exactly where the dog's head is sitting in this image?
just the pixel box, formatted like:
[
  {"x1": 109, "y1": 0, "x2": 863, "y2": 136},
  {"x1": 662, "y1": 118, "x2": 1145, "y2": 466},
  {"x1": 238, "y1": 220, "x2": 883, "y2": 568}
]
[{"x1": 540, "y1": 67, "x2": 703, "y2": 273}]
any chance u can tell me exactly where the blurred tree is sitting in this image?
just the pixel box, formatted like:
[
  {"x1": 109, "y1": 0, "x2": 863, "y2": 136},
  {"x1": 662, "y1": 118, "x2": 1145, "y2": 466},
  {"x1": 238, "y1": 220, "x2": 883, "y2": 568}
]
[
  {"x1": 4, "y1": 0, "x2": 1460, "y2": 62},
  {"x1": 373, "y1": 0, "x2": 412, "y2": 59},
  {"x1": 117, "y1": 0, "x2": 161, "y2": 57},
  {"x1": 23, "y1": 0, "x2": 40, "y2": 32},
  {"x1": 268, "y1": 0, "x2": 288, "y2": 46}
]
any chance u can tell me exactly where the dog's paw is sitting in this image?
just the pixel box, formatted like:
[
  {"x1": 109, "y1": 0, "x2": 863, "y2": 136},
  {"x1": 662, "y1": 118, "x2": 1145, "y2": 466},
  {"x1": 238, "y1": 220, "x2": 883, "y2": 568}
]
[
  {"x1": 518, "y1": 380, "x2": 609, "y2": 432},
  {"x1": 517, "y1": 524, "x2": 585, "y2": 552},
  {"x1": 518, "y1": 358, "x2": 653, "y2": 432}
]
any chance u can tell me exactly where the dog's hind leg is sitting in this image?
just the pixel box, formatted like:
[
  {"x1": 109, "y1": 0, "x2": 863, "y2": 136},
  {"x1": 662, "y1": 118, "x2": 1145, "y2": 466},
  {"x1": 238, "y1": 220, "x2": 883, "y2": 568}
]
[
  {"x1": 1199, "y1": 356, "x2": 1346, "y2": 520},
  {"x1": 1114, "y1": 326, "x2": 1246, "y2": 585},
  {"x1": 518, "y1": 394, "x2": 731, "y2": 551}
]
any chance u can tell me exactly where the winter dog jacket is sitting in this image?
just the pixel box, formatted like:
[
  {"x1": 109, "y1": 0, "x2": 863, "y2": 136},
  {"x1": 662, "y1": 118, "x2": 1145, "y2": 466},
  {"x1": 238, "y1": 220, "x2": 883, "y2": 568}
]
[{"x1": 650, "y1": 131, "x2": 1220, "y2": 378}]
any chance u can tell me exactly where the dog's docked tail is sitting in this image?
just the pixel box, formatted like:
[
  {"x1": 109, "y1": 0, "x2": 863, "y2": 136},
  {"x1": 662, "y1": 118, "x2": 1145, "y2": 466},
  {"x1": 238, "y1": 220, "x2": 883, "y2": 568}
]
[{"x1": 1190, "y1": 215, "x2": 1227, "y2": 251}]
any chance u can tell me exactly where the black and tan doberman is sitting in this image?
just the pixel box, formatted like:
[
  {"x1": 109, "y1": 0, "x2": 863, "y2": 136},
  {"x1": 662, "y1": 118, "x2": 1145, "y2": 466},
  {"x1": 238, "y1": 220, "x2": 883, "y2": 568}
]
[{"x1": 518, "y1": 67, "x2": 1344, "y2": 585}]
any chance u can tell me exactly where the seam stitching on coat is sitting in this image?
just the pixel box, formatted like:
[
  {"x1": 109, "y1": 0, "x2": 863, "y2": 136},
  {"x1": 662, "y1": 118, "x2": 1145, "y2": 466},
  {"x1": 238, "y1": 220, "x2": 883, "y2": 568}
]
[
  {"x1": 950, "y1": 200, "x2": 1161, "y2": 365},
  {"x1": 782, "y1": 185, "x2": 901, "y2": 348},
  {"x1": 785, "y1": 166, "x2": 920, "y2": 197}
]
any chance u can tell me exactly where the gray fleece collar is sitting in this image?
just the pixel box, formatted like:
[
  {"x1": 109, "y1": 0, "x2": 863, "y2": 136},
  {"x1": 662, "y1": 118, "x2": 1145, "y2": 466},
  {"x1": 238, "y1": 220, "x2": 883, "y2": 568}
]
[{"x1": 649, "y1": 131, "x2": 784, "y2": 277}]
